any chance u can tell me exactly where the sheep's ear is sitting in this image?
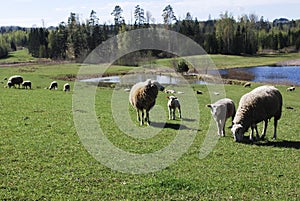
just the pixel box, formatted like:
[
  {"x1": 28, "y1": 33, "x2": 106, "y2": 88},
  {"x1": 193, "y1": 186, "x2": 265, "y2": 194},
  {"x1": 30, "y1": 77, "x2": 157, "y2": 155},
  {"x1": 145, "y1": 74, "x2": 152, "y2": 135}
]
[
  {"x1": 206, "y1": 104, "x2": 212, "y2": 108},
  {"x1": 166, "y1": 96, "x2": 169, "y2": 99}
]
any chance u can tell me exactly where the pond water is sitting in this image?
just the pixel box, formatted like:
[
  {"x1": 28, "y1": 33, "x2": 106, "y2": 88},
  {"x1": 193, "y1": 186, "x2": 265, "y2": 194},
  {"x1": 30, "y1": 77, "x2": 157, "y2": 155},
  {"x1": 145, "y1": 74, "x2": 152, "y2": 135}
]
[
  {"x1": 218, "y1": 66, "x2": 300, "y2": 86},
  {"x1": 80, "y1": 74, "x2": 207, "y2": 85},
  {"x1": 80, "y1": 66, "x2": 300, "y2": 86}
]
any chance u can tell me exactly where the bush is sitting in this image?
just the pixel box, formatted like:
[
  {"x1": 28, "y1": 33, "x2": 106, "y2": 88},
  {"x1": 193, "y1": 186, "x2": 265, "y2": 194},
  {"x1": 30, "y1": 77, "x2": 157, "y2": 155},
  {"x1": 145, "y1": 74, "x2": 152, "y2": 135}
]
[{"x1": 176, "y1": 60, "x2": 189, "y2": 73}]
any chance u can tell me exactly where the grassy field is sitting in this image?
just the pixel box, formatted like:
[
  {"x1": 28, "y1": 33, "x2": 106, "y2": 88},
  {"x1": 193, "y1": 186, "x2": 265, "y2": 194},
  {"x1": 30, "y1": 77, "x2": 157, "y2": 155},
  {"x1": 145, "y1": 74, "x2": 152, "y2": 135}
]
[
  {"x1": 156, "y1": 52, "x2": 300, "y2": 69},
  {"x1": 0, "y1": 51, "x2": 299, "y2": 200}
]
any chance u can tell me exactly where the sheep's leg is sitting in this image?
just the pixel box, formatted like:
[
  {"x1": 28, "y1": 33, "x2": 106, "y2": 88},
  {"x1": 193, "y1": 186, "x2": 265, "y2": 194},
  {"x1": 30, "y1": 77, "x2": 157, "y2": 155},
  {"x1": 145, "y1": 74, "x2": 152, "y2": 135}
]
[
  {"x1": 136, "y1": 110, "x2": 141, "y2": 125},
  {"x1": 141, "y1": 110, "x2": 145, "y2": 125},
  {"x1": 178, "y1": 107, "x2": 182, "y2": 119},
  {"x1": 168, "y1": 107, "x2": 172, "y2": 120},
  {"x1": 220, "y1": 119, "x2": 225, "y2": 137},
  {"x1": 250, "y1": 124, "x2": 259, "y2": 141},
  {"x1": 146, "y1": 110, "x2": 150, "y2": 125},
  {"x1": 261, "y1": 120, "x2": 268, "y2": 140},
  {"x1": 217, "y1": 120, "x2": 222, "y2": 136},
  {"x1": 273, "y1": 119, "x2": 278, "y2": 140},
  {"x1": 172, "y1": 109, "x2": 175, "y2": 120}
]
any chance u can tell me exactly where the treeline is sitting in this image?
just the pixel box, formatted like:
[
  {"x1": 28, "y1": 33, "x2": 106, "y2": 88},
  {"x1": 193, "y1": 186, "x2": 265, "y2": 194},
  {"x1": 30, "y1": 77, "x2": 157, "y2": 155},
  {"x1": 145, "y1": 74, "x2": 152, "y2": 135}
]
[{"x1": 1, "y1": 5, "x2": 300, "y2": 60}]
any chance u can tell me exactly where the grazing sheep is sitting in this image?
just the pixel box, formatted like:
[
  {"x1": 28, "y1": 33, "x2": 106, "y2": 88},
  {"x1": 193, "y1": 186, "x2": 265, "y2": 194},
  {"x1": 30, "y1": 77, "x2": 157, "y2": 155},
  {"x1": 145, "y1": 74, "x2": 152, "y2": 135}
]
[
  {"x1": 196, "y1": 90, "x2": 203, "y2": 94},
  {"x1": 22, "y1": 81, "x2": 32, "y2": 89},
  {"x1": 243, "y1": 82, "x2": 251, "y2": 87},
  {"x1": 167, "y1": 96, "x2": 182, "y2": 120},
  {"x1": 129, "y1": 79, "x2": 165, "y2": 125},
  {"x1": 7, "y1": 75, "x2": 23, "y2": 88},
  {"x1": 206, "y1": 98, "x2": 236, "y2": 137},
  {"x1": 49, "y1": 81, "x2": 58, "y2": 90},
  {"x1": 165, "y1": 89, "x2": 176, "y2": 94},
  {"x1": 286, "y1": 86, "x2": 295, "y2": 91},
  {"x1": 231, "y1": 85, "x2": 282, "y2": 142},
  {"x1": 63, "y1": 83, "x2": 70, "y2": 92}
]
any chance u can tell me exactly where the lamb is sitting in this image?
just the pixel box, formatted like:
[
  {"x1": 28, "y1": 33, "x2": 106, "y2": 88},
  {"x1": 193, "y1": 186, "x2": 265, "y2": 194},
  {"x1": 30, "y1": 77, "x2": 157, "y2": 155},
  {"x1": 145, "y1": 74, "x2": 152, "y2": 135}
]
[
  {"x1": 206, "y1": 98, "x2": 236, "y2": 137},
  {"x1": 231, "y1": 85, "x2": 282, "y2": 142},
  {"x1": 49, "y1": 81, "x2": 58, "y2": 90},
  {"x1": 165, "y1": 89, "x2": 176, "y2": 94},
  {"x1": 243, "y1": 82, "x2": 251, "y2": 87},
  {"x1": 22, "y1": 80, "x2": 32, "y2": 89},
  {"x1": 286, "y1": 86, "x2": 295, "y2": 91},
  {"x1": 7, "y1": 75, "x2": 23, "y2": 88},
  {"x1": 129, "y1": 79, "x2": 165, "y2": 125},
  {"x1": 167, "y1": 96, "x2": 182, "y2": 120},
  {"x1": 63, "y1": 83, "x2": 70, "y2": 92}
]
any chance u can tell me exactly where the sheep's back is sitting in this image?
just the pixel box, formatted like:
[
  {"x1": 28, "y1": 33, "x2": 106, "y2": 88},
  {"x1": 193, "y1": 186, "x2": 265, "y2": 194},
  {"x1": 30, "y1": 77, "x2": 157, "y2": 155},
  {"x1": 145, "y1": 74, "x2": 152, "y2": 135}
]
[
  {"x1": 234, "y1": 86, "x2": 282, "y2": 125},
  {"x1": 129, "y1": 82, "x2": 159, "y2": 110},
  {"x1": 8, "y1": 75, "x2": 23, "y2": 84}
]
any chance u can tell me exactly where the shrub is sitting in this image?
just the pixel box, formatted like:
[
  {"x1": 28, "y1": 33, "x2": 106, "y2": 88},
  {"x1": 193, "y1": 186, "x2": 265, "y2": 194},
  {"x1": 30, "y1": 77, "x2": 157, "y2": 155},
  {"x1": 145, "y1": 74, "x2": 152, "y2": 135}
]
[{"x1": 176, "y1": 60, "x2": 189, "y2": 73}]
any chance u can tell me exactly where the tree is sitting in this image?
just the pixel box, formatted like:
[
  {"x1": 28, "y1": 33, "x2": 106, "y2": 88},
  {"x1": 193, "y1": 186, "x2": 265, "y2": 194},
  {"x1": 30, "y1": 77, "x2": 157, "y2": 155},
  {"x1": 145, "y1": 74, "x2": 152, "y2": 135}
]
[
  {"x1": 111, "y1": 5, "x2": 124, "y2": 26},
  {"x1": 215, "y1": 12, "x2": 235, "y2": 54},
  {"x1": 162, "y1": 5, "x2": 177, "y2": 26},
  {"x1": 134, "y1": 5, "x2": 145, "y2": 26}
]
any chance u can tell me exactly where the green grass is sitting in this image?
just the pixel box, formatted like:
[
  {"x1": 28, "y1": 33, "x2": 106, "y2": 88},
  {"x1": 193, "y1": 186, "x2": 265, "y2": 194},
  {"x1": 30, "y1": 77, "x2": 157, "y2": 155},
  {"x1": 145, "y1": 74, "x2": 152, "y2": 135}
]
[
  {"x1": 155, "y1": 52, "x2": 300, "y2": 69},
  {"x1": 0, "y1": 49, "x2": 38, "y2": 63},
  {"x1": 0, "y1": 62, "x2": 299, "y2": 200}
]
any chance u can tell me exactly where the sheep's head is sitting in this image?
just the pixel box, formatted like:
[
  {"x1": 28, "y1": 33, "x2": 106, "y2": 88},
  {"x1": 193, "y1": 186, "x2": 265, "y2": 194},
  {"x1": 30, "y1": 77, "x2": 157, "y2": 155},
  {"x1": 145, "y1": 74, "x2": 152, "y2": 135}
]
[
  {"x1": 167, "y1": 96, "x2": 177, "y2": 100},
  {"x1": 206, "y1": 103, "x2": 225, "y2": 120},
  {"x1": 151, "y1": 80, "x2": 165, "y2": 91},
  {"x1": 7, "y1": 81, "x2": 13, "y2": 88},
  {"x1": 231, "y1": 124, "x2": 244, "y2": 142}
]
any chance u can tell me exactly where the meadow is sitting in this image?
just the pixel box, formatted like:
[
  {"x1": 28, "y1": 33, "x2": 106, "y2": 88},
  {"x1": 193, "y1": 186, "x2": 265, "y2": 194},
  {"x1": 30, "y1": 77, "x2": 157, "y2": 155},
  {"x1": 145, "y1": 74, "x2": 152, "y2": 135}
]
[{"x1": 0, "y1": 51, "x2": 299, "y2": 200}]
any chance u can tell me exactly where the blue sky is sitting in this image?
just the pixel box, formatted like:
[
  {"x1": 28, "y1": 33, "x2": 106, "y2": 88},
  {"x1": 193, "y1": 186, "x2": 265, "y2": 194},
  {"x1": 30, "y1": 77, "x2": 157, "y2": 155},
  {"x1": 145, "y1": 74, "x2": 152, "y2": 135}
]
[{"x1": 1, "y1": 0, "x2": 299, "y2": 27}]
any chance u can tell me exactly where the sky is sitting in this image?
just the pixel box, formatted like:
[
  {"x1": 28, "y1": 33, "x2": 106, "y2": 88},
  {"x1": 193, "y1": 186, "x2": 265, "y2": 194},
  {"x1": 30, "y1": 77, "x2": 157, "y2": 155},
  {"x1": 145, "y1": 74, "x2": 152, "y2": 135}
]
[{"x1": 0, "y1": 0, "x2": 299, "y2": 27}]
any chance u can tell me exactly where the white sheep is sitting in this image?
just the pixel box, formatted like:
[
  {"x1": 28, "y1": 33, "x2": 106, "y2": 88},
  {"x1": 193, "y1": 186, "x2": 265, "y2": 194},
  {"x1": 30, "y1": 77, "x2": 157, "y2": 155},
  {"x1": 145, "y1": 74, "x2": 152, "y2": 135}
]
[
  {"x1": 243, "y1": 82, "x2": 251, "y2": 87},
  {"x1": 167, "y1": 96, "x2": 182, "y2": 120},
  {"x1": 49, "y1": 81, "x2": 58, "y2": 90},
  {"x1": 22, "y1": 80, "x2": 31, "y2": 89},
  {"x1": 206, "y1": 98, "x2": 236, "y2": 137},
  {"x1": 165, "y1": 89, "x2": 176, "y2": 94},
  {"x1": 129, "y1": 79, "x2": 165, "y2": 126},
  {"x1": 7, "y1": 75, "x2": 23, "y2": 88},
  {"x1": 231, "y1": 85, "x2": 282, "y2": 142},
  {"x1": 63, "y1": 83, "x2": 70, "y2": 92},
  {"x1": 286, "y1": 86, "x2": 295, "y2": 91}
]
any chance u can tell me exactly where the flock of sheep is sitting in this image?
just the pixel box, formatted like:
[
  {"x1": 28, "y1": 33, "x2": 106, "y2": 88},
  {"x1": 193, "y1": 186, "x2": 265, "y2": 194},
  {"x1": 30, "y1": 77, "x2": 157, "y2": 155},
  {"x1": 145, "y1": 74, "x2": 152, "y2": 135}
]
[
  {"x1": 5, "y1": 74, "x2": 295, "y2": 143},
  {"x1": 5, "y1": 75, "x2": 71, "y2": 92},
  {"x1": 129, "y1": 79, "x2": 291, "y2": 143}
]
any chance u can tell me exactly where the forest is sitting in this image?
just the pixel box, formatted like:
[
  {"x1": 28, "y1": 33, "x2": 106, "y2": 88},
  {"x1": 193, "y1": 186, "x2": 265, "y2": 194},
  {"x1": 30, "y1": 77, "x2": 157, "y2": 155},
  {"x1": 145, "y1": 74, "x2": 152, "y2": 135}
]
[{"x1": 1, "y1": 5, "x2": 300, "y2": 61}]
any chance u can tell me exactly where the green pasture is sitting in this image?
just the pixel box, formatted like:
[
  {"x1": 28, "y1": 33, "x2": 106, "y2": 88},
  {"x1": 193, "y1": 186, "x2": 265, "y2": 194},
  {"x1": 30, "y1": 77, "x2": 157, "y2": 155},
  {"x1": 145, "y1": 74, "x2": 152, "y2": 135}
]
[
  {"x1": 0, "y1": 52, "x2": 299, "y2": 200},
  {"x1": 156, "y1": 52, "x2": 300, "y2": 69}
]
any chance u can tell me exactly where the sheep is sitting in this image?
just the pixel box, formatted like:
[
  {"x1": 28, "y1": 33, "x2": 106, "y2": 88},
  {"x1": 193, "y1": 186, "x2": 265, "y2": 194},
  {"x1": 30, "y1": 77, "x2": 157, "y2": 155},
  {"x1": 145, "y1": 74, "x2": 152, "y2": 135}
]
[
  {"x1": 49, "y1": 81, "x2": 58, "y2": 90},
  {"x1": 7, "y1": 75, "x2": 23, "y2": 88},
  {"x1": 167, "y1": 96, "x2": 182, "y2": 120},
  {"x1": 165, "y1": 89, "x2": 176, "y2": 94},
  {"x1": 206, "y1": 98, "x2": 236, "y2": 137},
  {"x1": 196, "y1": 90, "x2": 203, "y2": 94},
  {"x1": 243, "y1": 82, "x2": 251, "y2": 87},
  {"x1": 63, "y1": 83, "x2": 70, "y2": 92},
  {"x1": 22, "y1": 80, "x2": 31, "y2": 89},
  {"x1": 129, "y1": 79, "x2": 165, "y2": 126},
  {"x1": 286, "y1": 86, "x2": 295, "y2": 91},
  {"x1": 231, "y1": 85, "x2": 282, "y2": 142}
]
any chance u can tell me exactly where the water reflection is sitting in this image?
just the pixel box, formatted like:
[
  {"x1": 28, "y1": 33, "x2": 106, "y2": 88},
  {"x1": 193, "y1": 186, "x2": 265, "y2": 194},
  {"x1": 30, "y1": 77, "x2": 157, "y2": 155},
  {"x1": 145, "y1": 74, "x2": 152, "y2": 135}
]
[
  {"x1": 219, "y1": 66, "x2": 300, "y2": 86},
  {"x1": 80, "y1": 66, "x2": 300, "y2": 86}
]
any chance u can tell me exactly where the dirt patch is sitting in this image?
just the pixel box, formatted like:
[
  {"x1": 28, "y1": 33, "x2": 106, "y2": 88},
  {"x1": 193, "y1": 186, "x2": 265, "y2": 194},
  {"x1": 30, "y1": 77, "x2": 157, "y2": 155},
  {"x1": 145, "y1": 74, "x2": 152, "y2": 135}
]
[{"x1": 276, "y1": 59, "x2": 300, "y2": 66}]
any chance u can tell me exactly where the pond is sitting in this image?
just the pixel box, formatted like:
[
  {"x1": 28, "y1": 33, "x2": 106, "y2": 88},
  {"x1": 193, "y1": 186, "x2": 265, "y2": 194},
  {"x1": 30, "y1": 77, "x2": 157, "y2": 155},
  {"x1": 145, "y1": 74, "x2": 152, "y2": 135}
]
[
  {"x1": 218, "y1": 66, "x2": 300, "y2": 86},
  {"x1": 80, "y1": 66, "x2": 300, "y2": 86},
  {"x1": 80, "y1": 74, "x2": 207, "y2": 85}
]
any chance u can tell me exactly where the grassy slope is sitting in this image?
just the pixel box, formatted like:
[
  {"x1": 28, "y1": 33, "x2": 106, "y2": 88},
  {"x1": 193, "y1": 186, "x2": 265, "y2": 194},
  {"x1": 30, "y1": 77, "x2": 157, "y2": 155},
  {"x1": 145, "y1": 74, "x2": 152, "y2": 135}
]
[{"x1": 0, "y1": 61, "x2": 299, "y2": 200}]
